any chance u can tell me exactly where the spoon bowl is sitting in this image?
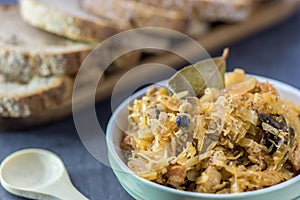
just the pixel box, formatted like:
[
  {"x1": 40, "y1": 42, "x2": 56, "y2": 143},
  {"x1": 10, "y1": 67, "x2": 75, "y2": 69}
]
[
  {"x1": 1, "y1": 149, "x2": 64, "y2": 189},
  {"x1": 0, "y1": 149, "x2": 88, "y2": 200}
]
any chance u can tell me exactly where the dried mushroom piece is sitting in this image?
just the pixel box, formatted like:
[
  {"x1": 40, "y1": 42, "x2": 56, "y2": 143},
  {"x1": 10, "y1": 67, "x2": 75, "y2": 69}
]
[{"x1": 256, "y1": 111, "x2": 295, "y2": 167}]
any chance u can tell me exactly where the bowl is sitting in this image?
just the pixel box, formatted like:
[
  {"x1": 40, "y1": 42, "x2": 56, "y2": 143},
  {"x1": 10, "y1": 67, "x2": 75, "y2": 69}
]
[{"x1": 106, "y1": 75, "x2": 300, "y2": 200}]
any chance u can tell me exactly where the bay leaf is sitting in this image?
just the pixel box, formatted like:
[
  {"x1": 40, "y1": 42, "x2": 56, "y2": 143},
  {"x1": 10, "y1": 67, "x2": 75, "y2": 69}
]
[{"x1": 168, "y1": 48, "x2": 228, "y2": 97}]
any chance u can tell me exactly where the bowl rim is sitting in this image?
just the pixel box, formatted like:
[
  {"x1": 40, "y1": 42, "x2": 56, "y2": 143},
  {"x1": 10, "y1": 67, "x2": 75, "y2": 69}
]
[{"x1": 106, "y1": 74, "x2": 300, "y2": 198}]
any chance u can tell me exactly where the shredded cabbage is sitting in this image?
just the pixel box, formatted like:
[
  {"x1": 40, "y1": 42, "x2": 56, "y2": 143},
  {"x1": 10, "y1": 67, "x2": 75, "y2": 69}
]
[{"x1": 122, "y1": 69, "x2": 300, "y2": 193}]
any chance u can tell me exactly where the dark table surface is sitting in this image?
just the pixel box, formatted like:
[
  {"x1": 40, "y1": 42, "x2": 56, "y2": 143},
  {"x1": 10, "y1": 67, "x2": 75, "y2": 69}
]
[{"x1": 0, "y1": 0, "x2": 300, "y2": 200}]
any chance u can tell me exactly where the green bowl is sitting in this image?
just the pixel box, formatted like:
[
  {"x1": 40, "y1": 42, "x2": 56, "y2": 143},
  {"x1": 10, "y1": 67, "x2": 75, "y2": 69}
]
[{"x1": 106, "y1": 75, "x2": 300, "y2": 200}]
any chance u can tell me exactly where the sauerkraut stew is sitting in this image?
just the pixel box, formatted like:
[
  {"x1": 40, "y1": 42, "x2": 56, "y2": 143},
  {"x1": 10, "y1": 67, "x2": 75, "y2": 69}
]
[{"x1": 121, "y1": 68, "x2": 300, "y2": 194}]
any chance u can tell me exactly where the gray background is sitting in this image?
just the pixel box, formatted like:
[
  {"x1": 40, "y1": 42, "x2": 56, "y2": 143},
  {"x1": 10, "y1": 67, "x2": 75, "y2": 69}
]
[{"x1": 0, "y1": 0, "x2": 299, "y2": 199}]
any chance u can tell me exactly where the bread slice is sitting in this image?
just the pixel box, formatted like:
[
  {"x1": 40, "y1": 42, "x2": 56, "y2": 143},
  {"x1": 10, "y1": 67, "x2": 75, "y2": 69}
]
[
  {"x1": 136, "y1": 0, "x2": 252, "y2": 22},
  {"x1": 1, "y1": 5, "x2": 142, "y2": 82},
  {"x1": 19, "y1": 0, "x2": 123, "y2": 42},
  {"x1": 81, "y1": 0, "x2": 189, "y2": 32},
  {"x1": 0, "y1": 5, "x2": 94, "y2": 82},
  {"x1": 0, "y1": 75, "x2": 73, "y2": 118},
  {"x1": 193, "y1": 0, "x2": 252, "y2": 22}
]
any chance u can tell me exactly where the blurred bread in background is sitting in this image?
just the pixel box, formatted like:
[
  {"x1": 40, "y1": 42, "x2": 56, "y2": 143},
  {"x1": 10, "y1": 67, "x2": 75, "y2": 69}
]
[
  {"x1": 80, "y1": 0, "x2": 189, "y2": 32},
  {"x1": 0, "y1": 75, "x2": 72, "y2": 118},
  {"x1": 0, "y1": 0, "x2": 288, "y2": 123},
  {"x1": 0, "y1": 5, "x2": 93, "y2": 83},
  {"x1": 135, "y1": 0, "x2": 252, "y2": 22},
  {"x1": 19, "y1": 0, "x2": 123, "y2": 43}
]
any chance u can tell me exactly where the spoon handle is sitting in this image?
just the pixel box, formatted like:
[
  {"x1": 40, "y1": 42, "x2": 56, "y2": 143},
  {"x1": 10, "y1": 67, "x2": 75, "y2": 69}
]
[
  {"x1": 41, "y1": 181, "x2": 89, "y2": 200},
  {"x1": 50, "y1": 184, "x2": 89, "y2": 200},
  {"x1": 39, "y1": 173, "x2": 89, "y2": 200}
]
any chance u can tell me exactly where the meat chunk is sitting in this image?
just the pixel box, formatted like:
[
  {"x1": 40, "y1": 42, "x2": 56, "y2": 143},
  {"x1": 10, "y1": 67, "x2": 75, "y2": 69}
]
[
  {"x1": 121, "y1": 134, "x2": 134, "y2": 151},
  {"x1": 166, "y1": 165, "x2": 187, "y2": 187}
]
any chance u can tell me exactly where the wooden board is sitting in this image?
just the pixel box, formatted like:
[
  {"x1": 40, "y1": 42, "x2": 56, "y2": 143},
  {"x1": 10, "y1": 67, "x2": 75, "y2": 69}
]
[{"x1": 0, "y1": 0, "x2": 299, "y2": 130}]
